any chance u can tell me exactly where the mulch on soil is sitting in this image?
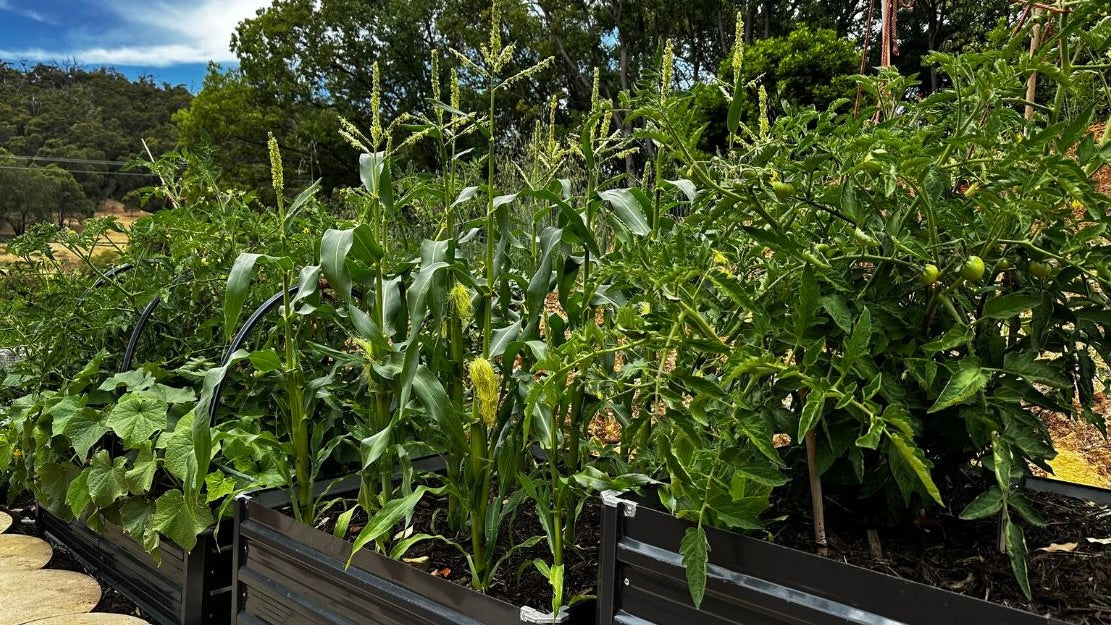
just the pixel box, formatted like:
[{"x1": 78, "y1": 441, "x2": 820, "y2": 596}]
[
  {"x1": 773, "y1": 482, "x2": 1111, "y2": 624},
  {"x1": 315, "y1": 493, "x2": 600, "y2": 612}
]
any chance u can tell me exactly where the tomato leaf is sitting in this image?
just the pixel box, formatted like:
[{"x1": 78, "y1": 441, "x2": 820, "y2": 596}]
[
  {"x1": 928, "y1": 359, "x2": 988, "y2": 413},
  {"x1": 797, "y1": 390, "x2": 826, "y2": 441},
  {"x1": 958, "y1": 486, "x2": 1003, "y2": 520},
  {"x1": 887, "y1": 432, "x2": 943, "y2": 505},
  {"x1": 680, "y1": 525, "x2": 709, "y2": 609},
  {"x1": 981, "y1": 294, "x2": 1041, "y2": 319},
  {"x1": 1005, "y1": 518, "x2": 1032, "y2": 600}
]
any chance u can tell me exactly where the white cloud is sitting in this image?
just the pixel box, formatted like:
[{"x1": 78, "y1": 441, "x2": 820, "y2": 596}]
[
  {"x1": 0, "y1": 0, "x2": 52, "y2": 23},
  {"x1": 0, "y1": 0, "x2": 272, "y2": 66}
]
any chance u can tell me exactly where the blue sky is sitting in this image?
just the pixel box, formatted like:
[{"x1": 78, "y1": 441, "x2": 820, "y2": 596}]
[{"x1": 0, "y1": 0, "x2": 272, "y2": 91}]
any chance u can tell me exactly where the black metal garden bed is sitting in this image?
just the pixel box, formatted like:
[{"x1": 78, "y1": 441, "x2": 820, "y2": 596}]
[
  {"x1": 596, "y1": 490, "x2": 1072, "y2": 625},
  {"x1": 231, "y1": 473, "x2": 595, "y2": 625}
]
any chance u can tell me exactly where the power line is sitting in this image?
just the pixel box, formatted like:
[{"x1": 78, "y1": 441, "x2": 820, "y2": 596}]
[
  {"x1": 0, "y1": 154, "x2": 132, "y2": 166},
  {"x1": 0, "y1": 164, "x2": 154, "y2": 177}
]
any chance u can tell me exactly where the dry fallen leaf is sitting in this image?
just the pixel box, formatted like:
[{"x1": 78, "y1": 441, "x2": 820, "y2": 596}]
[
  {"x1": 431, "y1": 567, "x2": 451, "y2": 577},
  {"x1": 402, "y1": 556, "x2": 430, "y2": 565},
  {"x1": 1085, "y1": 537, "x2": 1111, "y2": 545},
  {"x1": 1037, "y1": 542, "x2": 1078, "y2": 553}
]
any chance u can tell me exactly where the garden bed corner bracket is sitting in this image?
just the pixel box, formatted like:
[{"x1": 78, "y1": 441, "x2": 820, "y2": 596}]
[
  {"x1": 519, "y1": 605, "x2": 571, "y2": 623},
  {"x1": 601, "y1": 490, "x2": 637, "y2": 517}
]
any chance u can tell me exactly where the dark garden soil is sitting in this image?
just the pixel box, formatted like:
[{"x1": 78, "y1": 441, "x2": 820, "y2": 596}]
[
  {"x1": 2, "y1": 498, "x2": 142, "y2": 616},
  {"x1": 315, "y1": 494, "x2": 601, "y2": 612},
  {"x1": 772, "y1": 481, "x2": 1111, "y2": 624}
]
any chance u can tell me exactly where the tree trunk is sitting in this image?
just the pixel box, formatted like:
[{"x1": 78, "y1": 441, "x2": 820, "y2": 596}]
[
  {"x1": 745, "y1": 0, "x2": 755, "y2": 43},
  {"x1": 615, "y1": 0, "x2": 635, "y2": 177}
]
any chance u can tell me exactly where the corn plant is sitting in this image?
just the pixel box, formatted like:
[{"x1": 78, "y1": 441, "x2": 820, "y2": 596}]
[{"x1": 213, "y1": 135, "x2": 325, "y2": 523}]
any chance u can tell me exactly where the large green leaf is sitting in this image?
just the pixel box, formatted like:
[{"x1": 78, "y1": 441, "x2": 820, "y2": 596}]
[
  {"x1": 981, "y1": 294, "x2": 1041, "y2": 319},
  {"x1": 65, "y1": 470, "x2": 92, "y2": 518},
  {"x1": 153, "y1": 489, "x2": 213, "y2": 552},
  {"x1": 928, "y1": 359, "x2": 988, "y2": 413},
  {"x1": 204, "y1": 471, "x2": 238, "y2": 504},
  {"x1": 36, "y1": 462, "x2": 79, "y2": 517},
  {"x1": 733, "y1": 462, "x2": 787, "y2": 488},
  {"x1": 359, "y1": 151, "x2": 393, "y2": 209},
  {"x1": 162, "y1": 411, "x2": 197, "y2": 483},
  {"x1": 820, "y1": 295, "x2": 853, "y2": 333},
  {"x1": 599, "y1": 188, "x2": 651, "y2": 236},
  {"x1": 958, "y1": 486, "x2": 1003, "y2": 520},
  {"x1": 359, "y1": 425, "x2": 392, "y2": 470},
  {"x1": 45, "y1": 396, "x2": 84, "y2": 437},
  {"x1": 887, "y1": 432, "x2": 942, "y2": 505},
  {"x1": 349, "y1": 487, "x2": 427, "y2": 564},
  {"x1": 86, "y1": 450, "x2": 128, "y2": 508},
  {"x1": 223, "y1": 253, "x2": 292, "y2": 338},
  {"x1": 726, "y1": 79, "x2": 743, "y2": 134},
  {"x1": 320, "y1": 224, "x2": 383, "y2": 302},
  {"x1": 737, "y1": 411, "x2": 785, "y2": 467},
  {"x1": 842, "y1": 307, "x2": 871, "y2": 369},
  {"x1": 680, "y1": 525, "x2": 709, "y2": 609},
  {"x1": 796, "y1": 390, "x2": 826, "y2": 441},
  {"x1": 119, "y1": 498, "x2": 154, "y2": 544},
  {"x1": 126, "y1": 442, "x2": 158, "y2": 495},
  {"x1": 107, "y1": 391, "x2": 168, "y2": 448},
  {"x1": 1002, "y1": 351, "x2": 1069, "y2": 387},
  {"x1": 412, "y1": 367, "x2": 466, "y2": 451},
  {"x1": 1004, "y1": 518, "x2": 1032, "y2": 599},
  {"x1": 61, "y1": 407, "x2": 109, "y2": 461},
  {"x1": 921, "y1": 324, "x2": 972, "y2": 353},
  {"x1": 1007, "y1": 493, "x2": 1048, "y2": 527}
]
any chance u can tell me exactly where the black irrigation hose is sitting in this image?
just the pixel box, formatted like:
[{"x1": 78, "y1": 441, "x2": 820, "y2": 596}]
[
  {"x1": 118, "y1": 269, "x2": 195, "y2": 372},
  {"x1": 207, "y1": 285, "x2": 301, "y2": 427},
  {"x1": 121, "y1": 295, "x2": 161, "y2": 371},
  {"x1": 92, "y1": 262, "x2": 135, "y2": 288},
  {"x1": 207, "y1": 283, "x2": 365, "y2": 427}
]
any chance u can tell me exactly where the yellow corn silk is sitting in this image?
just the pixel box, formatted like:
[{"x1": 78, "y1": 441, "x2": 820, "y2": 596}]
[
  {"x1": 1046, "y1": 449, "x2": 1110, "y2": 489},
  {"x1": 469, "y1": 357, "x2": 500, "y2": 427}
]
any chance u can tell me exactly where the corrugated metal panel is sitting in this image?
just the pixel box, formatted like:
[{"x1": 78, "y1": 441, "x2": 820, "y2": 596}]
[
  {"x1": 233, "y1": 490, "x2": 594, "y2": 625},
  {"x1": 597, "y1": 493, "x2": 1066, "y2": 625},
  {"x1": 1026, "y1": 476, "x2": 1111, "y2": 506},
  {"x1": 39, "y1": 508, "x2": 233, "y2": 625}
]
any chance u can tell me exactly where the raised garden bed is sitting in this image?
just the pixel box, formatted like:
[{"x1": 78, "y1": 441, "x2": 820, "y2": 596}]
[
  {"x1": 231, "y1": 474, "x2": 596, "y2": 625},
  {"x1": 597, "y1": 481, "x2": 1111, "y2": 625},
  {"x1": 38, "y1": 508, "x2": 233, "y2": 625}
]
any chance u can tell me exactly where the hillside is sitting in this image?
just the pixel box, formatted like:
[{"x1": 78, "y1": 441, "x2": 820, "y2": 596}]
[{"x1": 0, "y1": 63, "x2": 190, "y2": 234}]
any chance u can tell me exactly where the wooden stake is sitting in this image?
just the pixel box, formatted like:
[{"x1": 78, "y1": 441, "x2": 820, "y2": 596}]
[
  {"x1": 805, "y1": 429, "x2": 829, "y2": 556},
  {"x1": 1024, "y1": 9, "x2": 1044, "y2": 122},
  {"x1": 853, "y1": 0, "x2": 878, "y2": 118}
]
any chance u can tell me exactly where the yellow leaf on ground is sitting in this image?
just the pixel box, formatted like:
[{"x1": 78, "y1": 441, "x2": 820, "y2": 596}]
[{"x1": 1036, "y1": 542, "x2": 1078, "y2": 553}]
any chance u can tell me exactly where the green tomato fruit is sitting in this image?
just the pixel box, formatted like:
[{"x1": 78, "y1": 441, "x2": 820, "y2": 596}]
[
  {"x1": 1029, "y1": 261, "x2": 1052, "y2": 278},
  {"x1": 920, "y1": 264, "x2": 941, "y2": 285},
  {"x1": 853, "y1": 228, "x2": 879, "y2": 248},
  {"x1": 997, "y1": 258, "x2": 1013, "y2": 270},
  {"x1": 771, "y1": 180, "x2": 796, "y2": 200},
  {"x1": 961, "y1": 256, "x2": 985, "y2": 281},
  {"x1": 814, "y1": 243, "x2": 830, "y2": 254}
]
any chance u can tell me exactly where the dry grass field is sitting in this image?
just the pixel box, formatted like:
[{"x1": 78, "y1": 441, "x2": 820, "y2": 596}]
[{"x1": 0, "y1": 200, "x2": 144, "y2": 269}]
